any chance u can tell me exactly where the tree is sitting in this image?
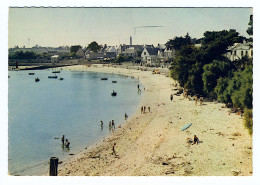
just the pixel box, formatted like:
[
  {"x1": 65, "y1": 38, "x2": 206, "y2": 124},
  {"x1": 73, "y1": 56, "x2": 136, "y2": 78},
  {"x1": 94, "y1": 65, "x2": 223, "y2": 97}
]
[
  {"x1": 87, "y1": 41, "x2": 101, "y2": 53},
  {"x1": 166, "y1": 33, "x2": 192, "y2": 51},
  {"x1": 116, "y1": 54, "x2": 126, "y2": 63},
  {"x1": 70, "y1": 45, "x2": 82, "y2": 57},
  {"x1": 247, "y1": 14, "x2": 253, "y2": 36},
  {"x1": 202, "y1": 60, "x2": 233, "y2": 95}
]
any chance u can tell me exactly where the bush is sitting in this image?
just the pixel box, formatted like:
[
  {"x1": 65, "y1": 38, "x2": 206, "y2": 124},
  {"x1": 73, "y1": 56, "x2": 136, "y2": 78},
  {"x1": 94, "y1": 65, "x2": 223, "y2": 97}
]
[{"x1": 244, "y1": 108, "x2": 253, "y2": 135}]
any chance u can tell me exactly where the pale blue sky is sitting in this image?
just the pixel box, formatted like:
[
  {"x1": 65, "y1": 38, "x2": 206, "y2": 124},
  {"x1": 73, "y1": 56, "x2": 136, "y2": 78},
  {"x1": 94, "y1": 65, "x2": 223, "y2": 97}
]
[{"x1": 8, "y1": 8, "x2": 252, "y2": 48}]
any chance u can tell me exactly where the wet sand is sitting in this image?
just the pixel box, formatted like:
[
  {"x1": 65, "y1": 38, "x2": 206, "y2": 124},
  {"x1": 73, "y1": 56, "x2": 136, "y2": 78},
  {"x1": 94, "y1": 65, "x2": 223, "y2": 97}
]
[{"x1": 57, "y1": 64, "x2": 252, "y2": 176}]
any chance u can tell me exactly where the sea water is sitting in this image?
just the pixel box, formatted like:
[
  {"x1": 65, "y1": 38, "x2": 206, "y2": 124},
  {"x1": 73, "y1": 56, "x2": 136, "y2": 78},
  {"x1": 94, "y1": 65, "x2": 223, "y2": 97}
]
[{"x1": 8, "y1": 69, "x2": 143, "y2": 175}]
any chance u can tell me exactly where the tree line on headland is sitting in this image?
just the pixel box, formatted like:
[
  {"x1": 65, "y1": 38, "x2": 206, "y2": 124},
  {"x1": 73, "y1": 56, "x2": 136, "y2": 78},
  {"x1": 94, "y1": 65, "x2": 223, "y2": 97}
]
[{"x1": 166, "y1": 15, "x2": 253, "y2": 135}]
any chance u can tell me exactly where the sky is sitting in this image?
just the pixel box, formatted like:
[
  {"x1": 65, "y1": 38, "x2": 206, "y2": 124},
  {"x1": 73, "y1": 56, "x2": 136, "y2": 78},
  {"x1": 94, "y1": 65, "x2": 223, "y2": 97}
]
[{"x1": 8, "y1": 8, "x2": 253, "y2": 48}]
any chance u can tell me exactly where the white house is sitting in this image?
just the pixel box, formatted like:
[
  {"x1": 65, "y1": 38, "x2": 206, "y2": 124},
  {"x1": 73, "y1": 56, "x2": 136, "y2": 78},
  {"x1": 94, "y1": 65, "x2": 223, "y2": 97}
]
[
  {"x1": 226, "y1": 41, "x2": 253, "y2": 61},
  {"x1": 141, "y1": 46, "x2": 160, "y2": 65},
  {"x1": 51, "y1": 55, "x2": 59, "y2": 63}
]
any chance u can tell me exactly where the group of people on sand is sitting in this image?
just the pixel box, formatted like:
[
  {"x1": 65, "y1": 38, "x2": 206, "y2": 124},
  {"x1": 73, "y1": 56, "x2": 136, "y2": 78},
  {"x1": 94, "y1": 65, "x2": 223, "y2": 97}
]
[
  {"x1": 61, "y1": 135, "x2": 70, "y2": 148},
  {"x1": 141, "y1": 106, "x2": 150, "y2": 114},
  {"x1": 195, "y1": 95, "x2": 203, "y2": 106},
  {"x1": 100, "y1": 120, "x2": 117, "y2": 130}
]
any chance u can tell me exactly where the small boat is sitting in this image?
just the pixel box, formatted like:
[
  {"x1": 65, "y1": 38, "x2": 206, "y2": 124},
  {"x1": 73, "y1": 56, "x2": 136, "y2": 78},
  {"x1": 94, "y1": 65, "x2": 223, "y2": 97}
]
[
  {"x1": 29, "y1": 73, "x2": 35, "y2": 75},
  {"x1": 112, "y1": 81, "x2": 117, "y2": 83},
  {"x1": 48, "y1": 76, "x2": 58, "y2": 79},
  {"x1": 35, "y1": 77, "x2": 40, "y2": 82},
  {"x1": 101, "y1": 78, "x2": 108, "y2": 80},
  {"x1": 59, "y1": 77, "x2": 64, "y2": 80},
  {"x1": 111, "y1": 91, "x2": 117, "y2": 96},
  {"x1": 52, "y1": 71, "x2": 60, "y2": 73}
]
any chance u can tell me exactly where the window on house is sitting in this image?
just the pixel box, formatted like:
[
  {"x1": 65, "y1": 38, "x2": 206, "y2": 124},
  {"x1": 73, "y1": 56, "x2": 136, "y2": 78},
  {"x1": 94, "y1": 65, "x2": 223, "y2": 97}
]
[
  {"x1": 144, "y1": 52, "x2": 146, "y2": 55},
  {"x1": 241, "y1": 51, "x2": 243, "y2": 56},
  {"x1": 234, "y1": 51, "x2": 236, "y2": 55}
]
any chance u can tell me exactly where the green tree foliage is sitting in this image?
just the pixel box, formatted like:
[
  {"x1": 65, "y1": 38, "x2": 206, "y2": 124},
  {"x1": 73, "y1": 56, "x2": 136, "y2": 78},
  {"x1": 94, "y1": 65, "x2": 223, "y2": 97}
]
[
  {"x1": 202, "y1": 60, "x2": 233, "y2": 95},
  {"x1": 9, "y1": 51, "x2": 38, "y2": 59},
  {"x1": 247, "y1": 15, "x2": 253, "y2": 36},
  {"x1": 166, "y1": 33, "x2": 192, "y2": 51},
  {"x1": 87, "y1": 41, "x2": 101, "y2": 53},
  {"x1": 116, "y1": 54, "x2": 126, "y2": 63},
  {"x1": 70, "y1": 45, "x2": 82, "y2": 57},
  {"x1": 169, "y1": 30, "x2": 244, "y2": 96},
  {"x1": 215, "y1": 64, "x2": 252, "y2": 109},
  {"x1": 244, "y1": 108, "x2": 253, "y2": 135}
]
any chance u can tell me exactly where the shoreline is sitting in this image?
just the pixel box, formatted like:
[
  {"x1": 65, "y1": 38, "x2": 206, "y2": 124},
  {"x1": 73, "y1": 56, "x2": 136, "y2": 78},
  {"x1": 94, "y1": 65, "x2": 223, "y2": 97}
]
[{"x1": 57, "y1": 64, "x2": 252, "y2": 176}]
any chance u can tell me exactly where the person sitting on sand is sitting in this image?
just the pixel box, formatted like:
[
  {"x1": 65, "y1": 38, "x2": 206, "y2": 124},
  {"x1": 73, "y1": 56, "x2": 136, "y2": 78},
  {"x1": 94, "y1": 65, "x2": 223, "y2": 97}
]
[
  {"x1": 112, "y1": 143, "x2": 116, "y2": 155},
  {"x1": 65, "y1": 139, "x2": 70, "y2": 148},
  {"x1": 192, "y1": 135, "x2": 199, "y2": 145}
]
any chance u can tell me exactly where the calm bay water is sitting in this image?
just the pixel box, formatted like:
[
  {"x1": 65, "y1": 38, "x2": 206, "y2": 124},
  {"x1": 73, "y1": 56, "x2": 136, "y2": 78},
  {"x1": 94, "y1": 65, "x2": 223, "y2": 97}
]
[{"x1": 8, "y1": 69, "x2": 143, "y2": 176}]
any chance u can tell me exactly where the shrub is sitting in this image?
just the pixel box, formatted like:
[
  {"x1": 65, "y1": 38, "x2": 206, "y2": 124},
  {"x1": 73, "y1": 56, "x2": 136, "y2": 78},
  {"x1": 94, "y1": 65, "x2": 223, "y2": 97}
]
[{"x1": 244, "y1": 108, "x2": 253, "y2": 135}]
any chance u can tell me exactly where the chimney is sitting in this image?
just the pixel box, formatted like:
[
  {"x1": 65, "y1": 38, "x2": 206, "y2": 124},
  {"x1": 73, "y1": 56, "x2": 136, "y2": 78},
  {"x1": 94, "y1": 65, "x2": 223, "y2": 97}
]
[{"x1": 130, "y1": 36, "x2": 132, "y2": 46}]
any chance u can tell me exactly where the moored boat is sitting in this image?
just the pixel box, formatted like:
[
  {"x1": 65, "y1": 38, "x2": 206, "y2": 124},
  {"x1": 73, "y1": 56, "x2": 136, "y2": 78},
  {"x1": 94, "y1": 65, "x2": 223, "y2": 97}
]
[
  {"x1": 48, "y1": 76, "x2": 58, "y2": 79},
  {"x1": 35, "y1": 77, "x2": 40, "y2": 82},
  {"x1": 111, "y1": 90, "x2": 117, "y2": 96}
]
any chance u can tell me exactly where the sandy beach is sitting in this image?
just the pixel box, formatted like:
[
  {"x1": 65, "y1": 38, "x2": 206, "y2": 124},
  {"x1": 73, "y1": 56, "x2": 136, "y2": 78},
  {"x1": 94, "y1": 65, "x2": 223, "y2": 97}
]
[{"x1": 57, "y1": 64, "x2": 252, "y2": 176}]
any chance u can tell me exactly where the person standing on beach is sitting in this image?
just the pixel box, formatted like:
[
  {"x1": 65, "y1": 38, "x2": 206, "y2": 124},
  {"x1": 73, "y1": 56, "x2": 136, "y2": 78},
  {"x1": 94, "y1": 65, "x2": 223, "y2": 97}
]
[
  {"x1": 125, "y1": 113, "x2": 128, "y2": 120},
  {"x1": 170, "y1": 94, "x2": 173, "y2": 101},
  {"x1": 200, "y1": 97, "x2": 203, "y2": 106},
  {"x1": 112, "y1": 143, "x2": 116, "y2": 155},
  {"x1": 141, "y1": 106, "x2": 143, "y2": 114},
  {"x1": 148, "y1": 106, "x2": 150, "y2": 112},
  {"x1": 100, "y1": 121, "x2": 103, "y2": 127},
  {"x1": 143, "y1": 106, "x2": 146, "y2": 113},
  {"x1": 112, "y1": 120, "x2": 115, "y2": 129},
  {"x1": 65, "y1": 139, "x2": 70, "y2": 148},
  {"x1": 61, "y1": 135, "x2": 65, "y2": 145},
  {"x1": 137, "y1": 84, "x2": 140, "y2": 90}
]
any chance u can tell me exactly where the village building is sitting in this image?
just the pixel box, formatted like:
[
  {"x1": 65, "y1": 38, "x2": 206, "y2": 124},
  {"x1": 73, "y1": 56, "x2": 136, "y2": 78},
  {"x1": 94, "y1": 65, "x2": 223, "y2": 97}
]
[
  {"x1": 76, "y1": 48, "x2": 85, "y2": 59},
  {"x1": 141, "y1": 46, "x2": 160, "y2": 65},
  {"x1": 226, "y1": 41, "x2": 253, "y2": 61},
  {"x1": 51, "y1": 55, "x2": 59, "y2": 63},
  {"x1": 104, "y1": 46, "x2": 117, "y2": 59}
]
